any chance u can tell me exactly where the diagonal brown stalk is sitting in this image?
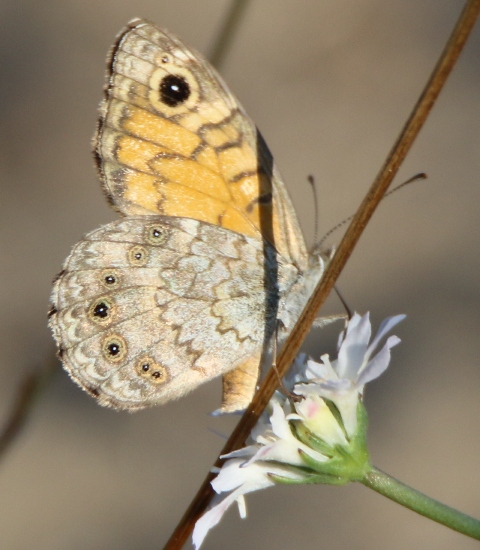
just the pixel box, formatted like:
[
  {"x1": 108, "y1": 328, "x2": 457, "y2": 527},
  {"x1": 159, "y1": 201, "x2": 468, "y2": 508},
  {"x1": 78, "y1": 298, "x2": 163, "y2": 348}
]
[
  {"x1": 208, "y1": 0, "x2": 252, "y2": 69},
  {"x1": 163, "y1": 1, "x2": 480, "y2": 548},
  {"x1": 0, "y1": 359, "x2": 57, "y2": 461}
]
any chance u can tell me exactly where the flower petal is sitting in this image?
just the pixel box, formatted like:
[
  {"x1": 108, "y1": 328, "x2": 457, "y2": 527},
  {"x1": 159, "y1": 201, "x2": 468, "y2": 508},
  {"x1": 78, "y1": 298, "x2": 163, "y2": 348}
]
[
  {"x1": 364, "y1": 314, "x2": 405, "y2": 361},
  {"x1": 357, "y1": 335, "x2": 400, "y2": 386},
  {"x1": 193, "y1": 461, "x2": 304, "y2": 548},
  {"x1": 193, "y1": 493, "x2": 236, "y2": 549},
  {"x1": 337, "y1": 313, "x2": 371, "y2": 379},
  {"x1": 270, "y1": 402, "x2": 293, "y2": 440},
  {"x1": 306, "y1": 355, "x2": 337, "y2": 381}
]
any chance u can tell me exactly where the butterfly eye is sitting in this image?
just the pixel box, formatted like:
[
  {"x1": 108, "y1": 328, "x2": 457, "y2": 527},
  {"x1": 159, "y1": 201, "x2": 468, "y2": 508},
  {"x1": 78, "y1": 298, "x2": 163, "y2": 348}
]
[{"x1": 159, "y1": 74, "x2": 190, "y2": 107}]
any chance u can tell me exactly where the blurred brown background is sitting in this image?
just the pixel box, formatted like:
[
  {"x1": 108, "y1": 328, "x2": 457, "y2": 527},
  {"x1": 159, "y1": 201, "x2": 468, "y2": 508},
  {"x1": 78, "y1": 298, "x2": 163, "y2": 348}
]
[{"x1": 0, "y1": 1, "x2": 479, "y2": 548}]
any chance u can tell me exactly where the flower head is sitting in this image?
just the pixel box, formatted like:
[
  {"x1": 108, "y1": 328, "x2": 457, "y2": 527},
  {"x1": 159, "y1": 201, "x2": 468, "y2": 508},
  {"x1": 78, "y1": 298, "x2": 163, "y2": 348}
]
[
  {"x1": 193, "y1": 312, "x2": 405, "y2": 549},
  {"x1": 294, "y1": 312, "x2": 405, "y2": 436}
]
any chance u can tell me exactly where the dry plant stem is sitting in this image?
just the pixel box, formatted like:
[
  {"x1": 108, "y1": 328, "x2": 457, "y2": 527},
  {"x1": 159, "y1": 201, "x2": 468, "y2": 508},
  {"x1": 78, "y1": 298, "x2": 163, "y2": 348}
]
[
  {"x1": 0, "y1": 359, "x2": 56, "y2": 460},
  {"x1": 163, "y1": 1, "x2": 480, "y2": 548},
  {"x1": 208, "y1": 0, "x2": 252, "y2": 69}
]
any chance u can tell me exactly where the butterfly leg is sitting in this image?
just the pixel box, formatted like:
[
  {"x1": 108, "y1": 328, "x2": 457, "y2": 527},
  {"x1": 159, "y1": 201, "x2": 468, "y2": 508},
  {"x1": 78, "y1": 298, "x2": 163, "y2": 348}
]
[{"x1": 312, "y1": 313, "x2": 347, "y2": 329}]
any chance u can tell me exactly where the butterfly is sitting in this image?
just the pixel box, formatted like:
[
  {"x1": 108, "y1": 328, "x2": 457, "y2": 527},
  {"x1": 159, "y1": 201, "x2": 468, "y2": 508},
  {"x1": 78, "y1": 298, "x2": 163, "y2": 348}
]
[{"x1": 48, "y1": 18, "x2": 326, "y2": 413}]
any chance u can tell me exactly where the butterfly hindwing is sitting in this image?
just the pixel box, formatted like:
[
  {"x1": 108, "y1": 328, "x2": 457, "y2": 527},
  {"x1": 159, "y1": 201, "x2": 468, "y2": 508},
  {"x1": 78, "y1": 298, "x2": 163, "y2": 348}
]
[{"x1": 50, "y1": 216, "x2": 302, "y2": 409}]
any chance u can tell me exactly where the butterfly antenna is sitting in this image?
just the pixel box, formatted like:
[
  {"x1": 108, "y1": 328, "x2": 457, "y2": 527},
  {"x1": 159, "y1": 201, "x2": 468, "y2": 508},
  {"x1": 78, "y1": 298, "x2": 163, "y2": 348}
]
[
  {"x1": 317, "y1": 172, "x2": 427, "y2": 248},
  {"x1": 334, "y1": 286, "x2": 353, "y2": 320},
  {"x1": 384, "y1": 172, "x2": 427, "y2": 198},
  {"x1": 307, "y1": 175, "x2": 320, "y2": 246}
]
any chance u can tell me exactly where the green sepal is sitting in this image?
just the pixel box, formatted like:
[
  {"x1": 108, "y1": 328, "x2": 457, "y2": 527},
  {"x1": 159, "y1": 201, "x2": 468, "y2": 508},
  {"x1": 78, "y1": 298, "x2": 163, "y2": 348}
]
[
  {"x1": 292, "y1": 420, "x2": 335, "y2": 457},
  {"x1": 291, "y1": 401, "x2": 372, "y2": 483},
  {"x1": 268, "y1": 471, "x2": 349, "y2": 486}
]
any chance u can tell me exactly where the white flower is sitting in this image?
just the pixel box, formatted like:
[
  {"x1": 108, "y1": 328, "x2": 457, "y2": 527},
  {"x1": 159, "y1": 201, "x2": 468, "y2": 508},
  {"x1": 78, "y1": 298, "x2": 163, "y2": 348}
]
[
  {"x1": 193, "y1": 312, "x2": 405, "y2": 549},
  {"x1": 294, "y1": 312, "x2": 405, "y2": 436},
  {"x1": 229, "y1": 400, "x2": 328, "y2": 467},
  {"x1": 193, "y1": 400, "x2": 326, "y2": 549}
]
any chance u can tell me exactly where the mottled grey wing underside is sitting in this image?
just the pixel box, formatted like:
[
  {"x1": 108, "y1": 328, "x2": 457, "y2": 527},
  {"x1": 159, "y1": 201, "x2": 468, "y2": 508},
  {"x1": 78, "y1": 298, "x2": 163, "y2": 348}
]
[{"x1": 49, "y1": 216, "x2": 297, "y2": 410}]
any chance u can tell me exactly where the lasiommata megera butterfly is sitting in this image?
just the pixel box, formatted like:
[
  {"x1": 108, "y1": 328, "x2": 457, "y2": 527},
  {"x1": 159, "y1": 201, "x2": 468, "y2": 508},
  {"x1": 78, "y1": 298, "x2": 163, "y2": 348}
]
[{"x1": 49, "y1": 19, "x2": 326, "y2": 413}]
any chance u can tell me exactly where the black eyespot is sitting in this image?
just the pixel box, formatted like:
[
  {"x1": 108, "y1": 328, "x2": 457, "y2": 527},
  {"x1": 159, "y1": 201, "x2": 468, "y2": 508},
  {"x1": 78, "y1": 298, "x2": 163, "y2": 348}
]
[
  {"x1": 93, "y1": 302, "x2": 109, "y2": 319},
  {"x1": 128, "y1": 245, "x2": 149, "y2": 266},
  {"x1": 101, "y1": 270, "x2": 120, "y2": 289},
  {"x1": 160, "y1": 74, "x2": 190, "y2": 107},
  {"x1": 134, "y1": 355, "x2": 168, "y2": 385},
  {"x1": 108, "y1": 343, "x2": 120, "y2": 356},
  {"x1": 102, "y1": 335, "x2": 127, "y2": 362},
  {"x1": 145, "y1": 224, "x2": 169, "y2": 245},
  {"x1": 89, "y1": 298, "x2": 114, "y2": 325}
]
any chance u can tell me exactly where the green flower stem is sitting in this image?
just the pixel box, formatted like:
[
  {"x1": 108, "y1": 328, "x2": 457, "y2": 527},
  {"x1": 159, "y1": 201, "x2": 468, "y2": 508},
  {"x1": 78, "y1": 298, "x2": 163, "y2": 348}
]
[{"x1": 362, "y1": 467, "x2": 480, "y2": 540}]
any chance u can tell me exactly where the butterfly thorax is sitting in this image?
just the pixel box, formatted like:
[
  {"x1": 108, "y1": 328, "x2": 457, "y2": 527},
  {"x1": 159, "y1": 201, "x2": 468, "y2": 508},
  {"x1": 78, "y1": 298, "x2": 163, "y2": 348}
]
[{"x1": 277, "y1": 250, "x2": 325, "y2": 340}]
